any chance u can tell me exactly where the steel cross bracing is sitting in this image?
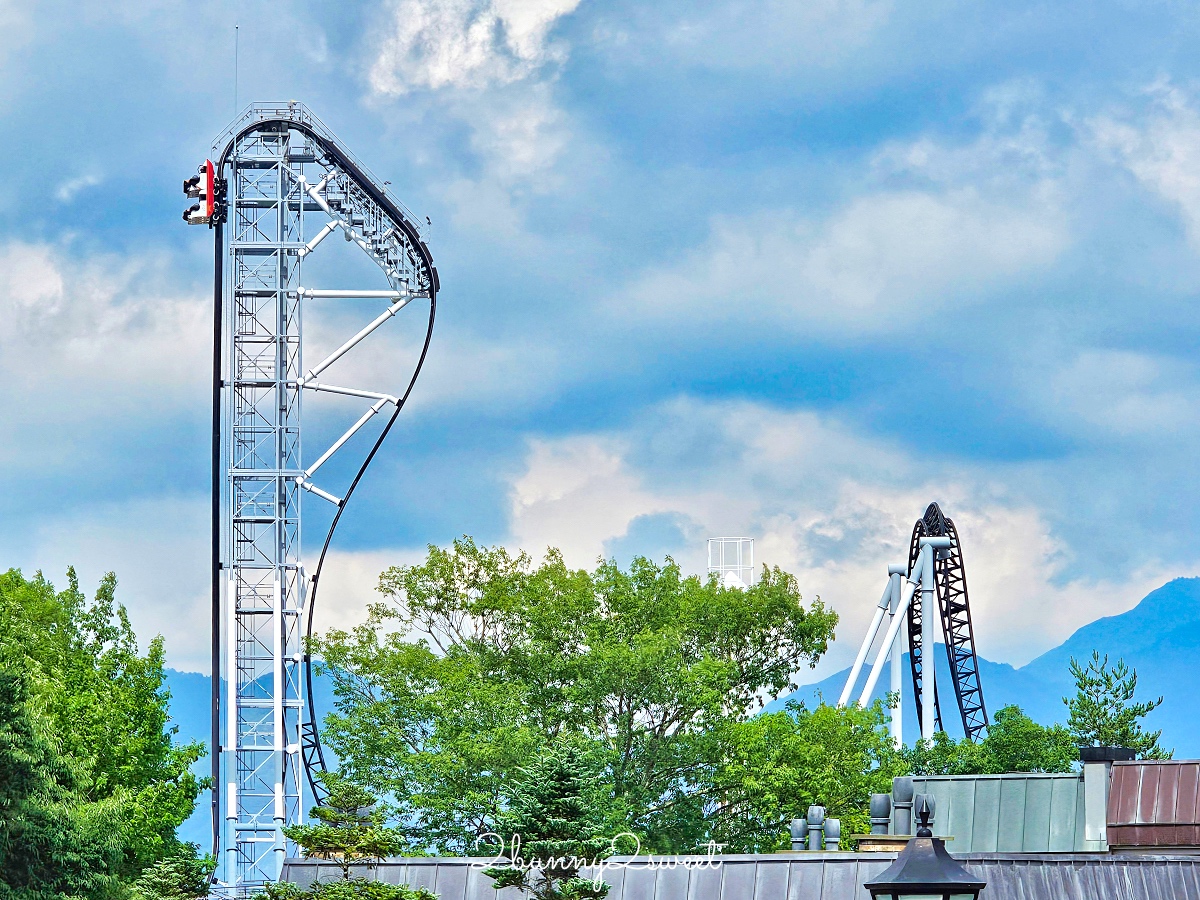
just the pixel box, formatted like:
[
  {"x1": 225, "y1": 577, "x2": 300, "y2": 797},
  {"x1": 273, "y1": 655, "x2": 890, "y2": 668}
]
[
  {"x1": 905, "y1": 502, "x2": 989, "y2": 742},
  {"x1": 209, "y1": 103, "x2": 437, "y2": 893},
  {"x1": 837, "y1": 502, "x2": 989, "y2": 748}
]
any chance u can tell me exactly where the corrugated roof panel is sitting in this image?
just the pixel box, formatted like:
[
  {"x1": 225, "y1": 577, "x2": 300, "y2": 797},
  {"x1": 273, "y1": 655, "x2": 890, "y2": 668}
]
[
  {"x1": 997, "y1": 777, "x2": 1028, "y2": 852},
  {"x1": 1139, "y1": 765, "x2": 1162, "y2": 824},
  {"x1": 1023, "y1": 776, "x2": 1054, "y2": 852},
  {"x1": 784, "y1": 860, "x2": 821, "y2": 900},
  {"x1": 685, "y1": 861, "x2": 717, "y2": 900},
  {"x1": 718, "y1": 860, "x2": 754, "y2": 900},
  {"x1": 1109, "y1": 761, "x2": 1200, "y2": 848},
  {"x1": 624, "y1": 863, "x2": 657, "y2": 900},
  {"x1": 287, "y1": 854, "x2": 1200, "y2": 900},
  {"x1": 971, "y1": 776, "x2": 1001, "y2": 851},
  {"x1": 817, "y1": 860, "x2": 857, "y2": 899},
  {"x1": 1180, "y1": 765, "x2": 1200, "y2": 823},
  {"x1": 408, "y1": 862, "x2": 439, "y2": 894},
  {"x1": 1047, "y1": 777, "x2": 1078, "y2": 852},
  {"x1": 905, "y1": 773, "x2": 1085, "y2": 853},
  {"x1": 750, "y1": 858, "x2": 786, "y2": 900},
  {"x1": 943, "y1": 777, "x2": 977, "y2": 849},
  {"x1": 1157, "y1": 764, "x2": 1181, "y2": 823},
  {"x1": 658, "y1": 862, "x2": 691, "y2": 900},
  {"x1": 435, "y1": 858, "x2": 469, "y2": 900}
]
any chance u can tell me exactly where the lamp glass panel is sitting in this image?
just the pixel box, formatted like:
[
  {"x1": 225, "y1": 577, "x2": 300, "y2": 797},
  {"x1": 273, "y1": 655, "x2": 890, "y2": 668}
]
[{"x1": 897, "y1": 894, "x2": 940, "y2": 900}]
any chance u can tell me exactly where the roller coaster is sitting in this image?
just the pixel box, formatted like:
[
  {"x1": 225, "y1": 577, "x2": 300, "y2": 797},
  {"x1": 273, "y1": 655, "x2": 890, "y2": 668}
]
[
  {"x1": 183, "y1": 103, "x2": 987, "y2": 895},
  {"x1": 838, "y1": 502, "x2": 989, "y2": 745},
  {"x1": 184, "y1": 102, "x2": 438, "y2": 892}
]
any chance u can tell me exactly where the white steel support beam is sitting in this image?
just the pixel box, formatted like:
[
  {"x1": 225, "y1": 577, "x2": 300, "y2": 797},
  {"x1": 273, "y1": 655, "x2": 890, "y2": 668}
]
[
  {"x1": 838, "y1": 582, "x2": 893, "y2": 707},
  {"x1": 860, "y1": 563, "x2": 921, "y2": 707},
  {"x1": 886, "y1": 564, "x2": 906, "y2": 748},
  {"x1": 917, "y1": 536, "x2": 952, "y2": 742},
  {"x1": 297, "y1": 288, "x2": 409, "y2": 299},
  {"x1": 298, "y1": 296, "x2": 413, "y2": 384},
  {"x1": 301, "y1": 381, "x2": 398, "y2": 403},
  {"x1": 304, "y1": 397, "x2": 391, "y2": 477}
]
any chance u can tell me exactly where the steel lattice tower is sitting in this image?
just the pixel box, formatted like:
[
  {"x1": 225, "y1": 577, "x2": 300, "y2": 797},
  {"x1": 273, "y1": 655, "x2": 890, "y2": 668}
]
[{"x1": 189, "y1": 103, "x2": 438, "y2": 893}]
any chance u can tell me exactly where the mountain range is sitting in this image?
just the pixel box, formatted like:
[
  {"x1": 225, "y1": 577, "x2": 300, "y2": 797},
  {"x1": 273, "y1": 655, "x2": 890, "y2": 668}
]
[{"x1": 164, "y1": 576, "x2": 1200, "y2": 847}]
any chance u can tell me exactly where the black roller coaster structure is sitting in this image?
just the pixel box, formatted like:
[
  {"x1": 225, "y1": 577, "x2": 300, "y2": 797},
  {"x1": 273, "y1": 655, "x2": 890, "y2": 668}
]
[
  {"x1": 839, "y1": 502, "x2": 989, "y2": 744},
  {"x1": 906, "y1": 502, "x2": 988, "y2": 742}
]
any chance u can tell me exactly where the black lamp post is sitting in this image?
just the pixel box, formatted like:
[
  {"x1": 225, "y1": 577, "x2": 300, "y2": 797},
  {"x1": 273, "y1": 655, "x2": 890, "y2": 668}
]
[{"x1": 863, "y1": 798, "x2": 985, "y2": 900}]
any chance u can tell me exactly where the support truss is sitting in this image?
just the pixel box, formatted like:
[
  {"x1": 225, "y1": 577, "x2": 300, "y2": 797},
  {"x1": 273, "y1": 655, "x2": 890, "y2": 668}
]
[
  {"x1": 906, "y1": 502, "x2": 988, "y2": 742},
  {"x1": 208, "y1": 103, "x2": 438, "y2": 893}
]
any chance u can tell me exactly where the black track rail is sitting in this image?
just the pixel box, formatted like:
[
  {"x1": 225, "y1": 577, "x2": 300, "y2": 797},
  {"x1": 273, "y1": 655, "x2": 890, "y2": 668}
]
[
  {"x1": 905, "y1": 502, "x2": 989, "y2": 742},
  {"x1": 210, "y1": 116, "x2": 438, "y2": 836}
]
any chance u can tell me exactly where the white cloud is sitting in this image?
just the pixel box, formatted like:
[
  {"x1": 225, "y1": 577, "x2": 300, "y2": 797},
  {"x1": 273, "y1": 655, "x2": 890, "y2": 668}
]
[
  {"x1": 621, "y1": 188, "x2": 1065, "y2": 334},
  {"x1": 615, "y1": 93, "x2": 1076, "y2": 335},
  {"x1": 1041, "y1": 349, "x2": 1199, "y2": 440},
  {"x1": 17, "y1": 495, "x2": 210, "y2": 672},
  {"x1": 593, "y1": 0, "x2": 895, "y2": 77},
  {"x1": 369, "y1": 0, "x2": 583, "y2": 95},
  {"x1": 0, "y1": 241, "x2": 207, "y2": 390},
  {"x1": 54, "y1": 173, "x2": 101, "y2": 202},
  {"x1": 504, "y1": 396, "x2": 1188, "y2": 675},
  {"x1": 1093, "y1": 81, "x2": 1200, "y2": 248},
  {"x1": 312, "y1": 548, "x2": 428, "y2": 635}
]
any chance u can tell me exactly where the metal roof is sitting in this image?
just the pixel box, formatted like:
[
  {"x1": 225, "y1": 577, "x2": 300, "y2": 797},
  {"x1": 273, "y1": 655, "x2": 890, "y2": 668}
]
[
  {"x1": 902, "y1": 773, "x2": 1089, "y2": 852},
  {"x1": 284, "y1": 853, "x2": 1200, "y2": 900},
  {"x1": 1109, "y1": 761, "x2": 1200, "y2": 847}
]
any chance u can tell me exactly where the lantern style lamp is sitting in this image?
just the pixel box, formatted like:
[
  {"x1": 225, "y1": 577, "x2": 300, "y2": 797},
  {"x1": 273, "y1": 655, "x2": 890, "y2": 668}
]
[{"x1": 863, "y1": 798, "x2": 985, "y2": 900}]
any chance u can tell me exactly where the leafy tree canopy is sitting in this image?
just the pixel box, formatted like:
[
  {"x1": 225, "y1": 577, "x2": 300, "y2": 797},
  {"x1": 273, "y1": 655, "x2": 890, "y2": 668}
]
[
  {"x1": 707, "y1": 699, "x2": 905, "y2": 849},
  {"x1": 130, "y1": 852, "x2": 214, "y2": 900},
  {"x1": 0, "y1": 567, "x2": 205, "y2": 893},
  {"x1": 903, "y1": 705, "x2": 1078, "y2": 776},
  {"x1": 315, "y1": 538, "x2": 838, "y2": 854},
  {"x1": 1064, "y1": 651, "x2": 1169, "y2": 759}
]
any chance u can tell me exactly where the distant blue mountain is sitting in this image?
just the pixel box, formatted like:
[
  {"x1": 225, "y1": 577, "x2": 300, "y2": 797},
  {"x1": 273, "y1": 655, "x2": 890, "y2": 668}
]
[
  {"x1": 769, "y1": 577, "x2": 1200, "y2": 756},
  {"x1": 164, "y1": 578, "x2": 1200, "y2": 845}
]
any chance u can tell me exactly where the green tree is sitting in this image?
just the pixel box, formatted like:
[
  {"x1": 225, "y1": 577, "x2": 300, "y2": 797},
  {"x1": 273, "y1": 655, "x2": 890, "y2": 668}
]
[
  {"x1": 484, "y1": 741, "x2": 614, "y2": 900},
  {"x1": 0, "y1": 667, "x2": 125, "y2": 900},
  {"x1": 315, "y1": 538, "x2": 838, "y2": 854},
  {"x1": 0, "y1": 567, "x2": 205, "y2": 881},
  {"x1": 285, "y1": 776, "x2": 405, "y2": 879},
  {"x1": 1064, "y1": 651, "x2": 1169, "y2": 758},
  {"x1": 903, "y1": 706, "x2": 1077, "y2": 776},
  {"x1": 706, "y1": 700, "x2": 905, "y2": 849},
  {"x1": 259, "y1": 783, "x2": 432, "y2": 900},
  {"x1": 131, "y1": 851, "x2": 214, "y2": 900}
]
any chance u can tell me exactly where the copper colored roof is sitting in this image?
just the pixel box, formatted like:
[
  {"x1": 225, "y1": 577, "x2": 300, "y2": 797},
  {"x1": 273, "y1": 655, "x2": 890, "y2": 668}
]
[{"x1": 1108, "y1": 760, "x2": 1200, "y2": 847}]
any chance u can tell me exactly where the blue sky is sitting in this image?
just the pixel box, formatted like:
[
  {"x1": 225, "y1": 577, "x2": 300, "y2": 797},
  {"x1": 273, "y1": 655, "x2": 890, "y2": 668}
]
[{"x1": 2, "y1": 0, "x2": 1200, "y2": 678}]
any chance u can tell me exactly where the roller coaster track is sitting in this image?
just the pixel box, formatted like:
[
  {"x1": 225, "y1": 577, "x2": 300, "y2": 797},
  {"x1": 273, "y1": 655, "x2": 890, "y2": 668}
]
[
  {"x1": 906, "y1": 502, "x2": 988, "y2": 741},
  {"x1": 206, "y1": 103, "x2": 437, "y2": 886}
]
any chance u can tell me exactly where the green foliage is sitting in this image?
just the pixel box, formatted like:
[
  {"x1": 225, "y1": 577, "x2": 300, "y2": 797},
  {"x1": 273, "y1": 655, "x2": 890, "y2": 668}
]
[
  {"x1": 258, "y1": 880, "x2": 437, "y2": 900},
  {"x1": 903, "y1": 706, "x2": 1078, "y2": 776},
  {"x1": 285, "y1": 775, "x2": 405, "y2": 879},
  {"x1": 0, "y1": 666, "x2": 123, "y2": 900},
  {"x1": 483, "y1": 740, "x2": 613, "y2": 900},
  {"x1": 130, "y1": 850, "x2": 214, "y2": 900},
  {"x1": 1064, "y1": 651, "x2": 1170, "y2": 758},
  {"x1": 706, "y1": 700, "x2": 905, "y2": 850},
  {"x1": 0, "y1": 567, "x2": 205, "y2": 896},
  {"x1": 262, "y1": 783, "x2": 431, "y2": 900},
  {"x1": 315, "y1": 538, "x2": 838, "y2": 854}
]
